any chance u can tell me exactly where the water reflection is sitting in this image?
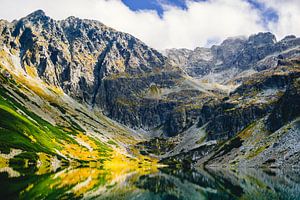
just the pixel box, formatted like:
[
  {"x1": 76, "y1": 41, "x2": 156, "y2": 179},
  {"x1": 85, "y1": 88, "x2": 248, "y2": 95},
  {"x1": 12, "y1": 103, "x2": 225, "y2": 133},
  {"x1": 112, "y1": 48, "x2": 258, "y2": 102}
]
[{"x1": 1, "y1": 166, "x2": 300, "y2": 200}]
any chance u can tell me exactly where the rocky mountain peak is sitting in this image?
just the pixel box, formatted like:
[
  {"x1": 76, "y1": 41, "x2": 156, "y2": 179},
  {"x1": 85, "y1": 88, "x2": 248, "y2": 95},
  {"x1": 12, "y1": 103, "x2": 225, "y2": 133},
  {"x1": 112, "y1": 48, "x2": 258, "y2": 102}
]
[
  {"x1": 248, "y1": 32, "x2": 276, "y2": 45},
  {"x1": 22, "y1": 9, "x2": 49, "y2": 22},
  {"x1": 62, "y1": 16, "x2": 107, "y2": 31},
  {"x1": 219, "y1": 36, "x2": 247, "y2": 46},
  {"x1": 166, "y1": 32, "x2": 300, "y2": 82},
  {"x1": 1, "y1": 11, "x2": 300, "y2": 174},
  {"x1": 281, "y1": 35, "x2": 297, "y2": 42},
  {"x1": 30, "y1": 9, "x2": 46, "y2": 16},
  {"x1": 0, "y1": 10, "x2": 168, "y2": 110}
]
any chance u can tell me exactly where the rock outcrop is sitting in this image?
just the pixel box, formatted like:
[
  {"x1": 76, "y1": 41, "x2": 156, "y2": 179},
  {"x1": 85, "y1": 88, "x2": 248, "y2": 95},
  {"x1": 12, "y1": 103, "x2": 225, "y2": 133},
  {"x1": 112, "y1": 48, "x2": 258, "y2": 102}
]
[
  {"x1": 165, "y1": 32, "x2": 300, "y2": 83},
  {"x1": 1, "y1": 10, "x2": 300, "y2": 169},
  {"x1": 1, "y1": 10, "x2": 210, "y2": 136}
]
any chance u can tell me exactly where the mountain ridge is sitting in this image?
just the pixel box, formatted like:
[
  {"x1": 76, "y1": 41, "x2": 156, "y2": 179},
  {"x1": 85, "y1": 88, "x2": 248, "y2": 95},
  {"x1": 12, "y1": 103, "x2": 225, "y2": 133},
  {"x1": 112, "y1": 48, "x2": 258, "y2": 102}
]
[
  {"x1": 166, "y1": 32, "x2": 300, "y2": 83},
  {"x1": 0, "y1": 10, "x2": 300, "y2": 171}
]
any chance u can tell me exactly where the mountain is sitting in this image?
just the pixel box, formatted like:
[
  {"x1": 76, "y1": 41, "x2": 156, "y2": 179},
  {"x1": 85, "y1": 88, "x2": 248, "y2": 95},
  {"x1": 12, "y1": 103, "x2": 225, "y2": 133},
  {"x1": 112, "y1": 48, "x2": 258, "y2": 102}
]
[
  {"x1": 0, "y1": 10, "x2": 160, "y2": 173},
  {"x1": 1, "y1": 10, "x2": 221, "y2": 137},
  {"x1": 162, "y1": 42, "x2": 300, "y2": 168},
  {"x1": 165, "y1": 33, "x2": 300, "y2": 83},
  {"x1": 0, "y1": 10, "x2": 300, "y2": 172}
]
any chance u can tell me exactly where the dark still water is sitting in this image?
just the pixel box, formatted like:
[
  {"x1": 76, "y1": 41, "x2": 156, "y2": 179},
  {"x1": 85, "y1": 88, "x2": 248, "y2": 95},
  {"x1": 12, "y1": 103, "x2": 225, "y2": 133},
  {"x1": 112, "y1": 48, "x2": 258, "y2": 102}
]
[{"x1": 0, "y1": 166, "x2": 300, "y2": 200}]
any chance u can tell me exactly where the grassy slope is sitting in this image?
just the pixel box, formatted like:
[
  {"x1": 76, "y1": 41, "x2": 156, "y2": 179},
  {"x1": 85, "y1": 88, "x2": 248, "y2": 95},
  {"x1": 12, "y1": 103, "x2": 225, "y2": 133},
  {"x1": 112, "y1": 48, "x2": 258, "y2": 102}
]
[
  {"x1": 0, "y1": 69, "x2": 159, "y2": 198},
  {"x1": 0, "y1": 49, "x2": 157, "y2": 175},
  {"x1": 0, "y1": 73, "x2": 111, "y2": 165}
]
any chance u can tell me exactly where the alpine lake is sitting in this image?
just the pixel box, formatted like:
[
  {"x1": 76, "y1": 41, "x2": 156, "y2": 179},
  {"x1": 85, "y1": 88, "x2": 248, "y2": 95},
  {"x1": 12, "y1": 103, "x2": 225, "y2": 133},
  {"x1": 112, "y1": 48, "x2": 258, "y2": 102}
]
[{"x1": 1, "y1": 163, "x2": 300, "y2": 200}]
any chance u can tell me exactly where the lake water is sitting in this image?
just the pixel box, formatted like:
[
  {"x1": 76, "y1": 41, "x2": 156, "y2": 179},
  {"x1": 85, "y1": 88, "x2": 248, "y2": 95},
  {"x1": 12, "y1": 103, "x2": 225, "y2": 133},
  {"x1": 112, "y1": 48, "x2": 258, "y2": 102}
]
[{"x1": 1, "y1": 166, "x2": 300, "y2": 200}]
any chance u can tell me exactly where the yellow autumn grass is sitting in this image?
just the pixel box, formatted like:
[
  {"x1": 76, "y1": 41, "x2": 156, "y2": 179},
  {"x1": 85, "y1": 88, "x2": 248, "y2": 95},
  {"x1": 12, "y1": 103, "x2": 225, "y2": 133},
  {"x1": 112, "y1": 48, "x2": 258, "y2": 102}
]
[
  {"x1": 60, "y1": 142, "x2": 99, "y2": 161},
  {"x1": 0, "y1": 50, "x2": 63, "y2": 103},
  {"x1": 24, "y1": 64, "x2": 38, "y2": 78},
  {"x1": 48, "y1": 152, "x2": 159, "y2": 198},
  {"x1": 76, "y1": 133, "x2": 99, "y2": 150},
  {"x1": 52, "y1": 133, "x2": 159, "y2": 197},
  {"x1": 0, "y1": 156, "x2": 8, "y2": 168},
  {"x1": 104, "y1": 148, "x2": 159, "y2": 175},
  {"x1": 35, "y1": 153, "x2": 53, "y2": 175}
]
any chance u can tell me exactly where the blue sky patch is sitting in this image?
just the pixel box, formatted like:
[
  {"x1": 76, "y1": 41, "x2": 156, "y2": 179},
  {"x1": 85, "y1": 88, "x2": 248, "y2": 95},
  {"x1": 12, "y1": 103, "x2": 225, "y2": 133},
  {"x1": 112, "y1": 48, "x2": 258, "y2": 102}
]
[
  {"x1": 122, "y1": 0, "x2": 278, "y2": 27},
  {"x1": 122, "y1": 0, "x2": 190, "y2": 17},
  {"x1": 247, "y1": 0, "x2": 279, "y2": 25}
]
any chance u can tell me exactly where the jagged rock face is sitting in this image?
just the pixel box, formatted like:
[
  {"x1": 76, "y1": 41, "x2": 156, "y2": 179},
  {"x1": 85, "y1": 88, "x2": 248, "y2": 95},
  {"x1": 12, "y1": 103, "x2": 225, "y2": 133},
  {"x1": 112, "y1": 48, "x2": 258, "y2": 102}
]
[
  {"x1": 95, "y1": 70, "x2": 218, "y2": 136},
  {"x1": 201, "y1": 103, "x2": 300, "y2": 169},
  {"x1": 1, "y1": 10, "x2": 300, "y2": 169},
  {"x1": 266, "y1": 77, "x2": 300, "y2": 132},
  {"x1": 166, "y1": 33, "x2": 300, "y2": 83},
  {"x1": 1, "y1": 10, "x2": 300, "y2": 140},
  {"x1": 148, "y1": 58, "x2": 300, "y2": 168},
  {"x1": 1, "y1": 10, "x2": 165, "y2": 103},
  {"x1": 198, "y1": 63, "x2": 300, "y2": 140},
  {"x1": 0, "y1": 10, "x2": 212, "y2": 136}
]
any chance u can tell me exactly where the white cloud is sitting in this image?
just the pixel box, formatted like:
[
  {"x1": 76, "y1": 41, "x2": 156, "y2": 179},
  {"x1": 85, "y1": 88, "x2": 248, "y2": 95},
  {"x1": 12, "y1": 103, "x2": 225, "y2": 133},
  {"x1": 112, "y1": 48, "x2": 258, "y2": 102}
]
[
  {"x1": 0, "y1": 0, "x2": 298, "y2": 50},
  {"x1": 259, "y1": 0, "x2": 300, "y2": 39}
]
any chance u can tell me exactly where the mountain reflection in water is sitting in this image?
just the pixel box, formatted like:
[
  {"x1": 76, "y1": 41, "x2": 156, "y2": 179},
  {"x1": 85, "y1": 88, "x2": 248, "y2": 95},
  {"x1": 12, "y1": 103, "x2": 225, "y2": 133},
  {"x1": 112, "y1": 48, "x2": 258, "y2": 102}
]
[{"x1": 1, "y1": 166, "x2": 300, "y2": 200}]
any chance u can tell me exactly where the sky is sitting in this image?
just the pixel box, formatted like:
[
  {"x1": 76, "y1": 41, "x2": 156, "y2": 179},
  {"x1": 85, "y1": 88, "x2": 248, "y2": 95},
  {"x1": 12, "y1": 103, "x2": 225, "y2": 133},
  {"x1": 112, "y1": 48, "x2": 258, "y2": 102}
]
[
  {"x1": 122, "y1": 0, "x2": 189, "y2": 17},
  {"x1": 0, "y1": 0, "x2": 299, "y2": 50}
]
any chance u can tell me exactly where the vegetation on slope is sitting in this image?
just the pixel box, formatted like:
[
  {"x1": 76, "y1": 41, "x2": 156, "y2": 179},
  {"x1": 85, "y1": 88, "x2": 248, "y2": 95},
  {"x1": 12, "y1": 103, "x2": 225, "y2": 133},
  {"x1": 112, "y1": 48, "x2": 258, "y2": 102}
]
[{"x1": 0, "y1": 51, "x2": 158, "y2": 179}]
